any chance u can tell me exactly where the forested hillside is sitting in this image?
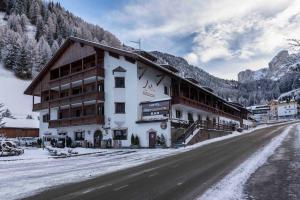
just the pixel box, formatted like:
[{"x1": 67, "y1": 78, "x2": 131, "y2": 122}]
[
  {"x1": 0, "y1": 0, "x2": 121, "y2": 79},
  {"x1": 0, "y1": 0, "x2": 299, "y2": 107}
]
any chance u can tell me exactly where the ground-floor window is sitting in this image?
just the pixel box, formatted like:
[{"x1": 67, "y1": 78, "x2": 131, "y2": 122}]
[
  {"x1": 188, "y1": 113, "x2": 194, "y2": 123},
  {"x1": 113, "y1": 129, "x2": 127, "y2": 140},
  {"x1": 197, "y1": 114, "x2": 201, "y2": 121},
  {"x1": 75, "y1": 131, "x2": 85, "y2": 141},
  {"x1": 176, "y1": 110, "x2": 182, "y2": 118},
  {"x1": 42, "y1": 114, "x2": 49, "y2": 122}
]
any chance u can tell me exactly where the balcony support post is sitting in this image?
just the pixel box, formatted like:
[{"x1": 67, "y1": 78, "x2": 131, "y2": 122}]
[
  {"x1": 82, "y1": 74, "x2": 84, "y2": 94},
  {"x1": 69, "y1": 104, "x2": 72, "y2": 126},
  {"x1": 82, "y1": 102, "x2": 84, "y2": 117},
  {"x1": 178, "y1": 80, "x2": 181, "y2": 96},
  {"x1": 59, "y1": 84, "x2": 61, "y2": 98},
  {"x1": 81, "y1": 58, "x2": 84, "y2": 70}
]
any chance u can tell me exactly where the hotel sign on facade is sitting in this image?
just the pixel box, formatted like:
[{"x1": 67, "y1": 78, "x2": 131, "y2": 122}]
[{"x1": 141, "y1": 100, "x2": 170, "y2": 118}]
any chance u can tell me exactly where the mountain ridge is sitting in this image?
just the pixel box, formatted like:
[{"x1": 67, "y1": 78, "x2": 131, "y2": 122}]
[{"x1": 1, "y1": 0, "x2": 300, "y2": 107}]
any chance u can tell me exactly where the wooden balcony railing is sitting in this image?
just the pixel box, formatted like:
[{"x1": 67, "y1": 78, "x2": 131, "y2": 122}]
[
  {"x1": 172, "y1": 96, "x2": 240, "y2": 121},
  {"x1": 48, "y1": 115, "x2": 104, "y2": 128},
  {"x1": 32, "y1": 91, "x2": 104, "y2": 111},
  {"x1": 49, "y1": 67, "x2": 105, "y2": 88}
]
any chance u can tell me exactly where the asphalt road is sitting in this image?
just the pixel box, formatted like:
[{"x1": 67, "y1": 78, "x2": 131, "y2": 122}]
[
  {"x1": 245, "y1": 124, "x2": 300, "y2": 200},
  {"x1": 25, "y1": 123, "x2": 296, "y2": 200}
]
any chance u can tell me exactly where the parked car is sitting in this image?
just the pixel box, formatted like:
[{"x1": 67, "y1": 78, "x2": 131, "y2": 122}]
[
  {"x1": 0, "y1": 140, "x2": 24, "y2": 156},
  {"x1": 19, "y1": 137, "x2": 38, "y2": 147}
]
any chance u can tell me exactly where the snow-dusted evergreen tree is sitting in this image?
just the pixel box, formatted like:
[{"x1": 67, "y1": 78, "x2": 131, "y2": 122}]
[
  {"x1": 2, "y1": 108, "x2": 14, "y2": 119},
  {"x1": 0, "y1": 104, "x2": 5, "y2": 127},
  {"x1": 0, "y1": 0, "x2": 121, "y2": 79},
  {"x1": 35, "y1": 36, "x2": 51, "y2": 72},
  {"x1": 20, "y1": 14, "x2": 29, "y2": 31},
  {"x1": 29, "y1": 0, "x2": 41, "y2": 25},
  {"x1": 26, "y1": 114, "x2": 33, "y2": 119},
  {"x1": 51, "y1": 40, "x2": 59, "y2": 54},
  {"x1": 14, "y1": 44, "x2": 32, "y2": 79},
  {"x1": 1, "y1": 30, "x2": 21, "y2": 70},
  {"x1": 7, "y1": 14, "x2": 23, "y2": 34}
]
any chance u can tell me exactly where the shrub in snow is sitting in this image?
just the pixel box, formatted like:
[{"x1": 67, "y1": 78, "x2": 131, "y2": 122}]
[
  {"x1": 135, "y1": 136, "x2": 140, "y2": 146},
  {"x1": 131, "y1": 134, "x2": 135, "y2": 146}
]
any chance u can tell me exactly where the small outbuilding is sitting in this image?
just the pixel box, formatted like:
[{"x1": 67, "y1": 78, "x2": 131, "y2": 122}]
[{"x1": 0, "y1": 117, "x2": 39, "y2": 138}]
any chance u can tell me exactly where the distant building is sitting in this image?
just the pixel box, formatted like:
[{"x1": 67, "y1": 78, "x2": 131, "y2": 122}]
[
  {"x1": 228, "y1": 102, "x2": 254, "y2": 129},
  {"x1": 277, "y1": 100, "x2": 300, "y2": 119},
  {"x1": 0, "y1": 118, "x2": 39, "y2": 138},
  {"x1": 247, "y1": 105, "x2": 270, "y2": 123},
  {"x1": 269, "y1": 100, "x2": 278, "y2": 120}
]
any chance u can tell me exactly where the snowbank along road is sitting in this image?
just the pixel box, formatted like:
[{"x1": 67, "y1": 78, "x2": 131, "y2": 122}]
[{"x1": 24, "y1": 122, "x2": 298, "y2": 200}]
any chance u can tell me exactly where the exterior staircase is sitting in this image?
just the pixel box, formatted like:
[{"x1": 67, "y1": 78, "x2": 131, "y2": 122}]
[
  {"x1": 172, "y1": 120, "x2": 236, "y2": 147},
  {"x1": 173, "y1": 120, "x2": 201, "y2": 147}
]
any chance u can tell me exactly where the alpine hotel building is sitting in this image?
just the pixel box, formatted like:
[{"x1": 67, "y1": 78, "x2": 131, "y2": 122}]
[{"x1": 24, "y1": 37, "x2": 247, "y2": 148}]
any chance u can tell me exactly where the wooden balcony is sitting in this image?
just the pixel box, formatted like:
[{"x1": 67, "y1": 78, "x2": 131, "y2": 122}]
[
  {"x1": 33, "y1": 102, "x2": 46, "y2": 111},
  {"x1": 49, "y1": 67, "x2": 105, "y2": 88},
  {"x1": 172, "y1": 96, "x2": 240, "y2": 121},
  {"x1": 48, "y1": 115, "x2": 104, "y2": 128},
  {"x1": 32, "y1": 91, "x2": 104, "y2": 111}
]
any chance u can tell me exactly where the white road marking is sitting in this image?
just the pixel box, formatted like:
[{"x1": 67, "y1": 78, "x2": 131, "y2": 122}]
[
  {"x1": 82, "y1": 183, "x2": 113, "y2": 194},
  {"x1": 148, "y1": 172, "x2": 158, "y2": 178},
  {"x1": 113, "y1": 185, "x2": 129, "y2": 191},
  {"x1": 127, "y1": 166, "x2": 159, "y2": 178},
  {"x1": 177, "y1": 182, "x2": 183, "y2": 186}
]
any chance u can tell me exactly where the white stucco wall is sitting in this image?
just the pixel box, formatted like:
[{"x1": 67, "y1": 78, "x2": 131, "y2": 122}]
[{"x1": 278, "y1": 102, "x2": 298, "y2": 118}]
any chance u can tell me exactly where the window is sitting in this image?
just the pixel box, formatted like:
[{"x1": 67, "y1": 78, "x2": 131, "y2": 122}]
[
  {"x1": 115, "y1": 77, "x2": 125, "y2": 88},
  {"x1": 188, "y1": 113, "x2": 194, "y2": 123},
  {"x1": 72, "y1": 87, "x2": 82, "y2": 95},
  {"x1": 197, "y1": 115, "x2": 201, "y2": 121},
  {"x1": 175, "y1": 110, "x2": 182, "y2": 118},
  {"x1": 75, "y1": 131, "x2": 85, "y2": 141},
  {"x1": 60, "y1": 90, "x2": 69, "y2": 98},
  {"x1": 113, "y1": 129, "x2": 127, "y2": 140},
  {"x1": 164, "y1": 86, "x2": 169, "y2": 95},
  {"x1": 42, "y1": 114, "x2": 49, "y2": 123},
  {"x1": 115, "y1": 102, "x2": 125, "y2": 113},
  {"x1": 75, "y1": 109, "x2": 81, "y2": 117},
  {"x1": 98, "y1": 105, "x2": 104, "y2": 116}
]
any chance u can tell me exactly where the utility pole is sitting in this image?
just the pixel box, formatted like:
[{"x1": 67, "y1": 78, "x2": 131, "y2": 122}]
[{"x1": 129, "y1": 39, "x2": 141, "y2": 50}]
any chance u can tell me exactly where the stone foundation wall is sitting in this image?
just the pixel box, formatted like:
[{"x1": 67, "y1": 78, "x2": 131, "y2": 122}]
[{"x1": 188, "y1": 129, "x2": 232, "y2": 145}]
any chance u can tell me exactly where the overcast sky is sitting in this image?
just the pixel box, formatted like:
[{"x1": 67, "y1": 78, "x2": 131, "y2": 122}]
[{"x1": 56, "y1": 0, "x2": 300, "y2": 80}]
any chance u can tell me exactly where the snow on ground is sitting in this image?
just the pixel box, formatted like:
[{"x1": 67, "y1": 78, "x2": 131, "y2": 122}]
[
  {"x1": 0, "y1": 12, "x2": 6, "y2": 26},
  {"x1": 198, "y1": 125, "x2": 294, "y2": 200},
  {"x1": 0, "y1": 63, "x2": 39, "y2": 120},
  {"x1": 0, "y1": 122, "x2": 294, "y2": 200}
]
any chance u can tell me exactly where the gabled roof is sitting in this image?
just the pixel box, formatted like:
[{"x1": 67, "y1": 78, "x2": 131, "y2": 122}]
[
  {"x1": 160, "y1": 64, "x2": 179, "y2": 73},
  {"x1": 24, "y1": 37, "x2": 237, "y2": 108},
  {"x1": 24, "y1": 37, "x2": 140, "y2": 95},
  {"x1": 186, "y1": 77, "x2": 199, "y2": 84}
]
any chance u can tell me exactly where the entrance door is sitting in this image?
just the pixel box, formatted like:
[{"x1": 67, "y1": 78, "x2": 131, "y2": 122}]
[
  {"x1": 94, "y1": 130, "x2": 103, "y2": 148},
  {"x1": 149, "y1": 132, "x2": 156, "y2": 148}
]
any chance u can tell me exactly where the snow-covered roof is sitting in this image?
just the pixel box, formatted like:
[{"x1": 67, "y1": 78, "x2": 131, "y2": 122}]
[{"x1": 2, "y1": 117, "x2": 39, "y2": 129}]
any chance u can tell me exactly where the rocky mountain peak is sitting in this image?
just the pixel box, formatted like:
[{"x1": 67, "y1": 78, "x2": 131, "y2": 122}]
[{"x1": 268, "y1": 50, "x2": 289, "y2": 72}]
